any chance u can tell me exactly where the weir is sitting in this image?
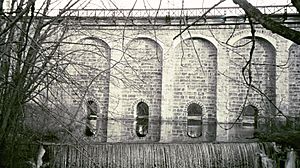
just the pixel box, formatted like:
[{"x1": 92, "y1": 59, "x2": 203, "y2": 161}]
[{"x1": 44, "y1": 142, "x2": 273, "y2": 168}]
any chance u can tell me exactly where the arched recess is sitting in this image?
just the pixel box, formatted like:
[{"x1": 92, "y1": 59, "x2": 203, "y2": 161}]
[
  {"x1": 73, "y1": 37, "x2": 111, "y2": 71},
  {"x1": 288, "y1": 44, "x2": 300, "y2": 117},
  {"x1": 173, "y1": 37, "x2": 217, "y2": 121},
  {"x1": 172, "y1": 34, "x2": 219, "y2": 49},
  {"x1": 229, "y1": 37, "x2": 276, "y2": 120},
  {"x1": 136, "y1": 35, "x2": 165, "y2": 51},
  {"x1": 71, "y1": 37, "x2": 111, "y2": 142},
  {"x1": 121, "y1": 37, "x2": 163, "y2": 141},
  {"x1": 227, "y1": 31, "x2": 277, "y2": 48},
  {"x1": 124, "y1": 37, "x2": 163, "y2": 90},
  {"x1": 187, "y1": 103, "x2": 203, "y2": 138}
]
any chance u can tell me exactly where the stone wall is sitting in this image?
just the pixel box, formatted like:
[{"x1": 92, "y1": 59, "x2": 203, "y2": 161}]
[
  {"x1": 61, "y1": 37, "x2": 111, "y2": 142},
  {"x1": 112, "y1": 38, "x2": 163, "y2": 142},
  {"x1": 289, "y1": 44, "x2": 300, "y2": 118},
  {"x1": 56, "y1": 19, "x2": 299, "y2": 142},
  {"x1": 228, "y1": 37, "x2": 276, "y2": 122}
]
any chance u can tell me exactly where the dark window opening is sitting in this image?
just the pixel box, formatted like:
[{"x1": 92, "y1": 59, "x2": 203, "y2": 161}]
[
  {"x1": 187, "y1": 103, "x2": 203, "y2": 138},
  {"x1": 136, "y1": 102, "x2": 149, "y2": 137},
  {"x1": 242, "y1": 105, "x2": 258, "y2": 129},
  {"x1": 85, "y1": 101, "x2": 98, "y2": 136},
  {"x1": 87, "y1": 100, "x2": 97, "y2": 115},
  {"x1": 188, "y1": 103, "x2": 203, "y2": 116}
]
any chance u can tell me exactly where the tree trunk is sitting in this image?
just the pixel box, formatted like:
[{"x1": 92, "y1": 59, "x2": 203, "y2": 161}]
[{"x1": 233, "y1": 0, "x2": 300, "y2": 45}]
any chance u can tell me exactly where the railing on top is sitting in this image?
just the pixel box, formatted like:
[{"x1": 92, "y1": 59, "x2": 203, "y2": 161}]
[{"x1": 61, "y1": 5, "x2": 298, "y2": 18}]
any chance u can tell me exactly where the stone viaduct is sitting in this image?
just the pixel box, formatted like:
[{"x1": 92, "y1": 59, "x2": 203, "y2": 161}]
[{"x1": 55, "y1": 5, "x2": 300, "y2": 143}]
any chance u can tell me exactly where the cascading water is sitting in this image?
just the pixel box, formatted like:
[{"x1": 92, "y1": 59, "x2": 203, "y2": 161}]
[
  {"x1": 285, "y1": 149, "x2": 296, "y2": 168},
  {"x1": 258, "y1": 151, "x2": 275, "y2": 168},
  {"x1": 45, "y1": 142, "x2": 272, "y2": 168}
]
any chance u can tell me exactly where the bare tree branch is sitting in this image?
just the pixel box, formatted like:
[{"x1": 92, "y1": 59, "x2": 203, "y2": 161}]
[
  {"x1": 173, "y1": 0, "x2": 226, "y2": 40},
  {"x1": 233, "y1": 0, "x2": 300, "y2": 45}
]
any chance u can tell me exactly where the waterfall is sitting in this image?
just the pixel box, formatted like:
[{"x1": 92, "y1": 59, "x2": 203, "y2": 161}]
[
  {"x1": 259, "y1": 151, "x2": 275, "y2": 168},
  {"x1": 36, "y1": 145, "x2": 46, "y2": 168},
  {"x1": 285, "y1": 149, "x2": 296, "y2": 168},
  {"x1": 46, "y1": 142, "x2": 271, "y2": 168}
]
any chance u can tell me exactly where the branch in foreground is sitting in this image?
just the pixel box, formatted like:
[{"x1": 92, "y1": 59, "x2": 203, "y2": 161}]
[
  {"x1": 173, "y1": 0, "x2": 226, "y2": 40},
  {"x1": 233, "y1": 0, "x2": 300, "y2": 45}
]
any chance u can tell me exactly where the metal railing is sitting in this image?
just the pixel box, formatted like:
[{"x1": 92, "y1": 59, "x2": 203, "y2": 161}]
[{"x1": 61, "y1": 5, "x2": 298, "y2": 18}]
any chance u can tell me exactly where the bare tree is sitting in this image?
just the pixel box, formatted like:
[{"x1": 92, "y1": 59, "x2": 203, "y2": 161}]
[
  {"x1": 233, "y1": 0, "x2": 300, "y2": 45},
  {"x1": 176, "y1": 0, "x2": 300, "y2": 45},
  {"x1": 0, "y1": 0, "x2": 155, "y2": 166},
  {"x1": 0, "y1": 0, "x2": 92, "y2": 166}
]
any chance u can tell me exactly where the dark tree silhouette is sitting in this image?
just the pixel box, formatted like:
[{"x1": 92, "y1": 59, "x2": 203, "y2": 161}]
[{"x1": 233, "y1": 0, "x2": 300, "y2": 45}]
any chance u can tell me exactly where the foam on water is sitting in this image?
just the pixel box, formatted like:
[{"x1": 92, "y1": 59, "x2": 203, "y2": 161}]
[{"x1": 47, "y1": 142, "x2": 272, "y2": 168}]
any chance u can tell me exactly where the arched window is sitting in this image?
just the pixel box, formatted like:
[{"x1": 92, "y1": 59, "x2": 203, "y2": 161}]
[
  {"x1": 242, "y1": 105, "x2": 258, "y2": 128},
  {"x1": 187, "y1": 103, "x2": 203, "y2": 138},
  {"x1": 136, "y1": 102, "x2": 149, "y2": 137},
  {"x1": 85, "y1": 100, "x2": 98, "y2": 136}
]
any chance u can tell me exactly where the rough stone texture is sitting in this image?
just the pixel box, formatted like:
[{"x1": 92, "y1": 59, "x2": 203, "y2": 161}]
[
  {"x1": 289, "y1": 44, "x2": 300, "y2": 117},
  {"x1": 228, "y1": 37, "x2": 276, "y2": 122},
  {"x1": 109, "y1": 38, "x2": 163, "y2": 142},
  {"x1": 62, "y1": 37, "x2": 111, "y2": 142},
  {"x1": 55, "y1": 18, "x2": 299, "y2": 142},
  {"x1": 172, "y1": 38, "x2": 217, "y2": 122}
]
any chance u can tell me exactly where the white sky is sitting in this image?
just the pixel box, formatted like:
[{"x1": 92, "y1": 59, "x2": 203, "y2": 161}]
[
  {"x1": 83, "y1": 0, "x2": 291, "y2": 9},
  {"x1": 34, "y1": 0, "x2": 292, "y2": 10}
]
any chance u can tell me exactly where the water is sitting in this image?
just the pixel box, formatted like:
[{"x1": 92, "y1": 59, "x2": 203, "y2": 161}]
[
  {"x1": 46, "y1": 142, "x2": 269, "y2": 168},
  {"x1": 285, "y1": 149, "x2": 296, "y2": 168},
  {"x1": 259, "y1": 151, "x2": 276, "y2": 168},
  {"x1": 107, "y1": 119, "x2": 257, "y2": 143},
  {"x1": 42, "y1": 119, "x2": 274, "y2": 167}
]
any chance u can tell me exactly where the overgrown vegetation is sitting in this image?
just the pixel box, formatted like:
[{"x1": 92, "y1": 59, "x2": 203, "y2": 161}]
[
  {"x1": 0, "y1": 0, "x2": 82, "y2": 167},
  {"x1": 256, "y1": 118, "x2": 300, "y2": 152}
]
